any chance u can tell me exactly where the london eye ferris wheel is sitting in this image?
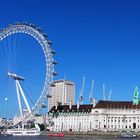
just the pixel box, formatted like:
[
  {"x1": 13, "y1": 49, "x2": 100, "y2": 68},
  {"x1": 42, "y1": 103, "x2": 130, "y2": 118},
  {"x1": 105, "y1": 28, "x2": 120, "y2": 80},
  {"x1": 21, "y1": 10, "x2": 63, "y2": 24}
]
[{"x1": 0, "y1": 22, "x2": 57, "y2": 119}]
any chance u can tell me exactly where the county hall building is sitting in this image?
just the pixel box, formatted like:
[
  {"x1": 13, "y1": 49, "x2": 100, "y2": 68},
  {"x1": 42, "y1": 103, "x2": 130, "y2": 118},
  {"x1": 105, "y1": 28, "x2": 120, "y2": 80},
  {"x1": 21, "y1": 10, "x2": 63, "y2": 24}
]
[{"x1": 46, "y1": 87, "x2": 140, "y2": 132}]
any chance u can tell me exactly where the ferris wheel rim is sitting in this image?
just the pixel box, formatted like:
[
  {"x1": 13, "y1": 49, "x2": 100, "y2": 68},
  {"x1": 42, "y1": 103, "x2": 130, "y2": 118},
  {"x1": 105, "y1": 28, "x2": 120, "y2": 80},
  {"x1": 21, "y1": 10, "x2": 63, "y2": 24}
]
[{"x1": 0, "y1": 22, "x2": 55, "y2": 116}]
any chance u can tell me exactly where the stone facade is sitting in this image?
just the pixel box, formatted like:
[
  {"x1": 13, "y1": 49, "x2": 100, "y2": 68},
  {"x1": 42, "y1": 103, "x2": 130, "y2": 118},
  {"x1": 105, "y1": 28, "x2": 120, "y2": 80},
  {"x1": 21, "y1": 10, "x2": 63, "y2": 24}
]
[{"x1": 46, "y1": 100, "x2": 140, "y2": 132}]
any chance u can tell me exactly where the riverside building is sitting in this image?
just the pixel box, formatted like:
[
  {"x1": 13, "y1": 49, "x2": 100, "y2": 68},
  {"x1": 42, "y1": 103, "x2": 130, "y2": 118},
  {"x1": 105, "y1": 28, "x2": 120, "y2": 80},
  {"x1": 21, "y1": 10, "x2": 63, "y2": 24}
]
[
  {"x1": 48, "y1": 80, "x2": 75, "y2": 111},
  {"x1": 46, "y1": 87, "x2": 140, "y2": 132}
]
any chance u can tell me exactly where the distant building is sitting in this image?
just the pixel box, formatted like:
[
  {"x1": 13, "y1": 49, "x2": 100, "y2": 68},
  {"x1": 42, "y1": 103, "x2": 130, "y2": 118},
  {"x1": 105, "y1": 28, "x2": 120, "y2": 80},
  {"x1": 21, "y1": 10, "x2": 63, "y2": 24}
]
[
  {"x1": 0, "y1": 118, "x2": 7, "y2": 127},
  {"x1": 12, "y1": 114, "x2": 45, "y2": 125},
  {"x1": 48, "y1": 80, "x2": 75, "y2": 111}
]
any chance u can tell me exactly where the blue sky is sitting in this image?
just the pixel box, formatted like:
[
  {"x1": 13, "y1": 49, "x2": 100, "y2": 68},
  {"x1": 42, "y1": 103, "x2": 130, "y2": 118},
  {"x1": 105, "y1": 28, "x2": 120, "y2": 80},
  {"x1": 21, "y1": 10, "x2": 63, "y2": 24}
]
[{"x1": 0, "y1": 0, "x2": 140, "y2": 118}]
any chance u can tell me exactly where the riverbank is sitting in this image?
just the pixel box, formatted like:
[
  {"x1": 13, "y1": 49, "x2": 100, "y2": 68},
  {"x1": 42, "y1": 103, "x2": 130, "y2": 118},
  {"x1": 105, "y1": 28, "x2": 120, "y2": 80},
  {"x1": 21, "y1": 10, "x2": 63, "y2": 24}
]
[{"x1": 42, "y1": 131, "x2": 140, "y2": 138}]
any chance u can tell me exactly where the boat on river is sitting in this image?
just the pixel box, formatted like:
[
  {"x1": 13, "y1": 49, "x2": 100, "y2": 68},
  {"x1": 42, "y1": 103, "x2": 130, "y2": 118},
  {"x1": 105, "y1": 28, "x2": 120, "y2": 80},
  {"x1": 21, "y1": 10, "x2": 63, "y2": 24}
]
[
  {"x1": 121, "y1": 132, "x2": 137, "y2": 138},
  {"x1": 48, "y1": 133, "x2": 64, "y2": 137},
  {"x1": 6, "y1": 124, "x2": 41, "y2": 136}
]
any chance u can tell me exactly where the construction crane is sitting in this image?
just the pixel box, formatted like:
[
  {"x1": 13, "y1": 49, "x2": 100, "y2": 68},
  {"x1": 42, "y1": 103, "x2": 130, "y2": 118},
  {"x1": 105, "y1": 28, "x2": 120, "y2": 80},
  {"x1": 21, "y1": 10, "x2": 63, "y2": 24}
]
[
  {"x1": 103, "y1": 83, "x2": 106, "y2": 100},
  {"x1": 108, "y1": 89, "x2": 112, "y2": 101},
  {"x1": 79, "y1": 76, "x2": 85, "y2": 105},
  {"x1": 89, "y1": 80, "x2": 94, "y2": 103}
]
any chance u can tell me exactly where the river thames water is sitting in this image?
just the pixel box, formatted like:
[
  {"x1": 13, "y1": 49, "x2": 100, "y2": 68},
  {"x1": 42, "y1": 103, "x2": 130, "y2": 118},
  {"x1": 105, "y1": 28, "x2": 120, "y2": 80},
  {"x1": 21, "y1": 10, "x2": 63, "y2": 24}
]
[{"x1": 0, "y1": 135, "x2": 139, "y2": 140}]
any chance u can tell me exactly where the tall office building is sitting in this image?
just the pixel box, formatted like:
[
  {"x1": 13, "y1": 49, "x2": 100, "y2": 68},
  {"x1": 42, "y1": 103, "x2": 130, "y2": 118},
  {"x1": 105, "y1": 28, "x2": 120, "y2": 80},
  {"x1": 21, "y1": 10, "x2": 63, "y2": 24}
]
[{"x1": 48, "y1": 79, "x2": 75, "y2": 111}]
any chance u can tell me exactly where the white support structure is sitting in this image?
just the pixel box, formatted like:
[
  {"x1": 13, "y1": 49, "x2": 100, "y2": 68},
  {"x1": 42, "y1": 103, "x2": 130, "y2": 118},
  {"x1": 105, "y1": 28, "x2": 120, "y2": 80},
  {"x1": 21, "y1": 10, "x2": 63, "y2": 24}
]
[
  {"x1": 8, "y1": 72, "x2": 31, "y2": 117},
  {"x1": 16, "y1": 80, "x2": 31, "y2": 114},
  {"x1": 15, "y1": 80, "x2": 23, "y2": 116}
]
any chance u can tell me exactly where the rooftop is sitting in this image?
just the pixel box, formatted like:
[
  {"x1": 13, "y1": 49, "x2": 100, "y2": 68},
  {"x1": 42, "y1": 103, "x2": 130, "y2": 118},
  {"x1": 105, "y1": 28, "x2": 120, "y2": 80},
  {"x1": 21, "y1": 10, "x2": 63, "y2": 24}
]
[
  {"x1": 53, "y1": 79, "x2": 74, "y2": 85},
  {"x1": 48, "y1": 100, "x2": 140, "y2": 114},
  {"x1": 49, "y1": 104, "x2": 93, "y2": 113},
  {"x1": 95, "y1": 100, "x2": 140, "y2": 109}
]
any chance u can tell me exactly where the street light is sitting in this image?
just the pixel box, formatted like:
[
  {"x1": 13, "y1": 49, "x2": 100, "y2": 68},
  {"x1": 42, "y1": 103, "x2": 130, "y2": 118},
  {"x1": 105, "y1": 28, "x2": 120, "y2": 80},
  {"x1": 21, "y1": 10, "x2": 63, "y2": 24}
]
[{"x1": 4, "y1": 97, "x2": 8, "y2": 118}]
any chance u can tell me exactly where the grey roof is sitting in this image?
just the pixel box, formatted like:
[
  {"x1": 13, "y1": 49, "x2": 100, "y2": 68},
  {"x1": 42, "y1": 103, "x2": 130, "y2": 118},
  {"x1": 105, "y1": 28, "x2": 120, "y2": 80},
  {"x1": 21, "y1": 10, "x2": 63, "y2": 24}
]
[
  {"x1": 94, "y1": 100, "x2": 139, "y2": 109},
  {"x1": 49, "y1": 104, "x2": 93, "y2": 113}
]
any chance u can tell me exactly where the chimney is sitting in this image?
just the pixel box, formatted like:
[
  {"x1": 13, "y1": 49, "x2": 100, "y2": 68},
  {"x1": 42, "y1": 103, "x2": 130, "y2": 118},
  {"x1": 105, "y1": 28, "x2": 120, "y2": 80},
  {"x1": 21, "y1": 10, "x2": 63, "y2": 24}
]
[
  {"x1": 55, "y1": 105, "x2": 57, "y2": 110},
  {"x1": 93, "y1": 98, "x2": 96, "y2": 108},
  {"x1": 69, "y1": 100, "x2": 72, "y2": 109},
  {"x1": 77, "y1": 101, "x2": 80, "y2": 109},
  {"x1": 56, "y1": 101, "x2": 61, "y2": 110}
]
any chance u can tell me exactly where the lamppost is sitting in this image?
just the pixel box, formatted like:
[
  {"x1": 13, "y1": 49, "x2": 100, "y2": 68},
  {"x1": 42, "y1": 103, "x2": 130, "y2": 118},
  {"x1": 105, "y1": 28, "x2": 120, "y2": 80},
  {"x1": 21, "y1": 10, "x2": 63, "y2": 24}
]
[
  {"x1": 4, "y1": 97, "x2": 8, "y2": 118},
  {"x1": 3, "y1": 97, "x2": 8, "y2": 127}
]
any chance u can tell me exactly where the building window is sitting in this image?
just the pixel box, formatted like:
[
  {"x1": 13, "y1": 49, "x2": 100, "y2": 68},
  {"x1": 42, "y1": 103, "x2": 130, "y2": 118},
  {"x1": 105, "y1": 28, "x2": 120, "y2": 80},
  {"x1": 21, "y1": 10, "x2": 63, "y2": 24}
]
[{"x1": 125, "y1": 125, "x2": 127, "y2": 129}]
